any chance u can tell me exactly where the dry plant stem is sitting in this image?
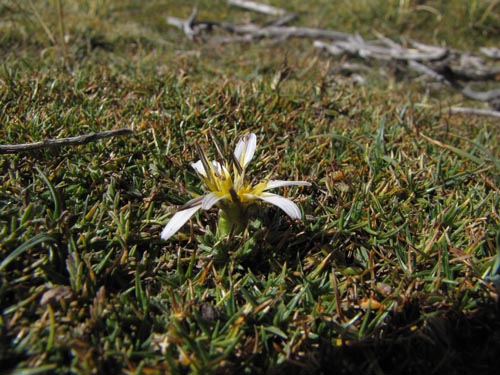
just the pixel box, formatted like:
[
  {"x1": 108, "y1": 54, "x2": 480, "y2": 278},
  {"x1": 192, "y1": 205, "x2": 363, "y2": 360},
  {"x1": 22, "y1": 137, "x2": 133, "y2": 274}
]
[
  {"x1": 166, "y1": 16, "x2": 188, "y2": 30},
  {"x1": 228, "y1": 0, "x2": 287, "y2": 16},
  {"x1": 167, "y1": 16, "x2": 351, "y2": 42},
  {"x1": 316, "y1": 37, "x2": 448, "y2": 61},
  {"x1": 317, "y1": 38, "x2": 500, "y2": 104},
  {"x1": 267, "y1": 13, "x2": 298, "y2": 26},
  {"x1": 166, "y1": 8, "x2": 198, "y2": 40},
  {"x1": 28, "y1": 0, "x2": 57, "y2": 45},
  {"x1": 461, "y1": 87, "x2": 500, "y2": 102},
  {"x1": 480, "y1": 47, "x2": 500, "y2": 60},
  {"x1": 167, "y1": 3, "x2": 499, "y2": 105},
  {"x1": 183, "y1": 8, "x2": 199, "y2": 40},
  {"x1": 409, "y1": 61, "x2": 500, "y2": 103},
  {"x1": 56, "y1": 0, "x2": 68, "y2": 63},
  {"x1": 408, "y1": 60, "x2": 456, "y2": 87},
  {"x1": 0, "y1": 129, "x2": 133, "y2": 154},
  {"x1": 231, "y1": 25, "x2": 352, "y2": 41},
  {"x1": 450, "y1": 107, "x2": 500, "y2": 119}
]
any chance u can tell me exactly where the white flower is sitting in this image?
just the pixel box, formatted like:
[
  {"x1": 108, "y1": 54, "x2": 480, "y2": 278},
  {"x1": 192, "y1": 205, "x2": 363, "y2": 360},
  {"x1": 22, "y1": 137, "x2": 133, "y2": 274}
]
[{"x1": 161, "y1": 132, "x2": 310, "y2": 241}]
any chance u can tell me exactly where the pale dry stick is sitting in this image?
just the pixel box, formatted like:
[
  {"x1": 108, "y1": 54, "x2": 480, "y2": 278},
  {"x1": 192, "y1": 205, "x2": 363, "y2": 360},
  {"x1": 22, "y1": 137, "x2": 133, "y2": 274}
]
[
  {"x1": 410, "y1": 61, "x2": 500, "y2": 104},
  {"x1": 409, "y1": 40, "x2": 448, "y2": 59},
  {"x1": 267, "y1": 12, "x2": 297, "y2": 26},
  {"x1": 461, "y1": 87, "x2": 500, "y2": 103},
  {"x1": 316, "y1": 35, "x2": 498, "y2": 83},
  {"x1": 316, "y1": 35, "x2": 448, "y2": 61},
  {"x1": 392, "y1": 39, "x2": 447, "y2": 60},
  {"x1": 227, "y1": 0, "x2": 287, "y2": 16},
  {"x1": 55, "y1": 0, "x2": 68, "y2": 63},
  {"x1": 480, "y1": 47, "x2": 500, "y2": 60},
  {"x1": 166, "y1": 8, "x2": 199, "y2": 40},
  {"x1": 445, "y1": 51, "x2": 500, "y2": 81},
  {"x1": 168, "y1": 4, "x2": 500, "y2": 105},
  {"x1": 408, "y1": 60, "x2": 500, "y2": 105},
  {"x1": 407, "y1": 60, "x2": 456, "y2": 87},
  {"x1": 28, "y1": 0, "x2": 57, "y2": 45},
  {"x1": 167, "y1": 11, "x2": 351, "y2": 42},
  {"x1": 0, "y1": 129, "x2": 133, "y2": 154},
  {"x1": 449, "y1": 107, "x2": 500, "y2": 119},
  {"x1": 317, "y1": 37, "x2": 499, "y2": 102},
  {"x1": 236, "y1": 25, "x2": 352, "y2": 41},
  {"x1": 313, "y1": 40, "x2": 344, "y2": 56}
]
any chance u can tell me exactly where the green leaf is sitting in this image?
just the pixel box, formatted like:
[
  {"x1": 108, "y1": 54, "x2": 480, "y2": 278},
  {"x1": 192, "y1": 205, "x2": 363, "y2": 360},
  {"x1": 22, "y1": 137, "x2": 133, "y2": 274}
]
[{"x1": 0, "y1": 233, "x2": 55, "y2": 272}]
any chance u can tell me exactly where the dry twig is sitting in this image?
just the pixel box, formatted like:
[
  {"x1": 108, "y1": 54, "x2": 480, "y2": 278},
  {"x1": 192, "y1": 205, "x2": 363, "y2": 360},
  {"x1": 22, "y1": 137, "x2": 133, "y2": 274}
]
[
  {"x1": 228, "y1": 0, "x2": 287, "y2": 16},
  {"x1": 166, "y1": 1, "x2": 500, "y2": 106},
  {"x1": 166, "y1": 11, "x2": 351, "y2": 43},
  {"x1": 166, "y1": 8, "x2": 199, "y2": 40},
  {"x1": 480, "y1": 47, "x2": 500, "y2": 60},
  {"x1": 317, "y1": 37, "x2": 500, "y2": 105},
  {"x1": 449, "y1": 107, "x2": 500, "y2": 119},
  {"x1": 0, "y1": 128, "x2": 133, "y2": 154},
  {"x1": 317, "y1": 35, "x2": 448, "y2": 61}
]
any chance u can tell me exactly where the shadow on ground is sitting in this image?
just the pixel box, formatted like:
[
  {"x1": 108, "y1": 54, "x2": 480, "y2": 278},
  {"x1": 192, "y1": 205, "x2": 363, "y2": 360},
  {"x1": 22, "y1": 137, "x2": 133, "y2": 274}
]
[{"x1": 269, "y1": 304, "x2": 500, "y2": 375}]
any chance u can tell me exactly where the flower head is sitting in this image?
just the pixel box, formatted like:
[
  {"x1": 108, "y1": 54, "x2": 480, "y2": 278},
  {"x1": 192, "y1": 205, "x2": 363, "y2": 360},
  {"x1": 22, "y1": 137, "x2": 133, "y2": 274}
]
[{"x1": 161, "y1": 132, "x2": 310, "y2": 241}]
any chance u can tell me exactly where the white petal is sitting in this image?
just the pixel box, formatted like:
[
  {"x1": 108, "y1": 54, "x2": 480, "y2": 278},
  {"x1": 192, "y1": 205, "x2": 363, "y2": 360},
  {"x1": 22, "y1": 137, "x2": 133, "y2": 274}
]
[
  {"x1": 234, "y1": 132, "x2": 257, "y2": 169},
  {"x1": 161, "y1": 204, "x2": 202, "y2": 241},
  {"x1": 265, "y1": 180, "x2": 311, "y2": 190},
  {"x1": 256, "y1": 193, "x2": 302, "y2": 220},
  {"x1": 201, "y1": 192, "x2": 227, "y2": 210},
  {"x1": 179, "y1": 196, "x2": 204, "y2": 210},
  {"x1": 211, "y1": 160, "x2": 227, "y2": 176},
  {"x1": 192, "y1": 160, "x2": 227, "y2": 178},
  {"x1": 191, "y1": 160, "x2": 206, "y2": 176}
]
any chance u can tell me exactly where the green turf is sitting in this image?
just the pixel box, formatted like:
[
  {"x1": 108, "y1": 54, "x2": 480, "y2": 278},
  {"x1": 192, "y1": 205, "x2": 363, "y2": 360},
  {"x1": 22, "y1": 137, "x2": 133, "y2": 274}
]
[{"x1": 1, "y1": 0, "x2": 499, "y2": 374}]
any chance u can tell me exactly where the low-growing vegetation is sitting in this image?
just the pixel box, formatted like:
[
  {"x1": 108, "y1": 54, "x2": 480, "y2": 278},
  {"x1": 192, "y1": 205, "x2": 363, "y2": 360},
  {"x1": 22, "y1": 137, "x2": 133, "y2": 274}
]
[{"x1": 1, "y1": 1, "x2": 499, "y2": 374}]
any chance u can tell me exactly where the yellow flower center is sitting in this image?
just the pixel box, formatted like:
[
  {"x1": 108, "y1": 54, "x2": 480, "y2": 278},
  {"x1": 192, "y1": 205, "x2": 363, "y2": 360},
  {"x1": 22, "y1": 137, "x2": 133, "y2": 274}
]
[{"x1": 201, "y1": 161, "x2": 267, "y2": 205}]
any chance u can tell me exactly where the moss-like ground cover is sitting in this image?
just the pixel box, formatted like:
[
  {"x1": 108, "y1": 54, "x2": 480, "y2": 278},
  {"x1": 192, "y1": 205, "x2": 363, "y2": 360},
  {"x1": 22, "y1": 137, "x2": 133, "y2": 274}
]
[{"x1": 1, "y1": 1, "x2": 499, "y2": 374}]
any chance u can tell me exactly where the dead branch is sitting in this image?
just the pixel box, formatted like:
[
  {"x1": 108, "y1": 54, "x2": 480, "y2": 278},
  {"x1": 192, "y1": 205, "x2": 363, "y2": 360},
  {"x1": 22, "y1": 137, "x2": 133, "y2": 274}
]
[
  {"x1": 0, "y1": 129, "x2": 133, "y2": 154},
  {"x1": 315, "y1": 35, "x2": 448, "y2": 61},
  {"x1": 167, "y1": 14, "x2": 352, "y2": 43},
  {"x1": 166, "y1": 2, "x2": 499, "y2": 106},
  {"x1": 450, "y1": 107, "x2": 500, "y2": 119},
  {"x1": 228, "y1": 0, "x2": 287, "y2": 17},
  {"x1": 461, "y1": 87, "x2": 500, "y2": 102},
  {"x1": 480, "y1": 47, "x2": 500, "y2": 60},
  {"x1": 267, "y1": 12, "x2": 298, "y2": 26},
  {"x1": 166, "y1": 8, "x2": 199, "y2": 40},
  {"x1": 408, "y1": 60, "x2": 456, "y2": 87},
  {"x1": 233, "y1": 24, "x2": 352, "y2": 41},
  {"x1": 407, "y1": 60, "x2": 500, "y2": 105},
  {"x1": 316, "y1": 36, "x2": 500, "y2": 104},
  {"x1": 409, "y1": 61, "x2": 500, "y2": 106}
]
